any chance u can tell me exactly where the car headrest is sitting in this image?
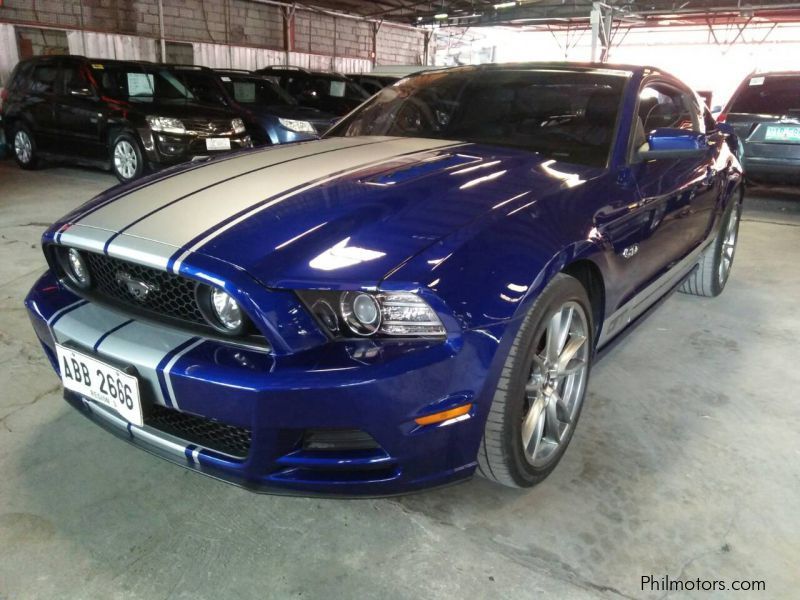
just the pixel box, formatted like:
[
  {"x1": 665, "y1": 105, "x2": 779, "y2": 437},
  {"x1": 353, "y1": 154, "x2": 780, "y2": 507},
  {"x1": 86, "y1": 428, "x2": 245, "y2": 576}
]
[{"x1": 585, "y1": 89, "x2": 619, "y2": 125}]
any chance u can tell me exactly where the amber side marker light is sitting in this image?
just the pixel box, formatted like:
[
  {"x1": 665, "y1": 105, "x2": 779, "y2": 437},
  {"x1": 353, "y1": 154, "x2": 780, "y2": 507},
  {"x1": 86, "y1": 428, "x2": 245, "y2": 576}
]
[{"x1": 414, "y1": 403, "x2": 472, "y2": 426}]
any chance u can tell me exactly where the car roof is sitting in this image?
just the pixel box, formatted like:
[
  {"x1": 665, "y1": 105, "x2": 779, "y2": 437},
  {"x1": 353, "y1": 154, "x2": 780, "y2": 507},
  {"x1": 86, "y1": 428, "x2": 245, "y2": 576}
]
[{"x1": 402, "y1": 62, "x2": 658, "y2": 78}]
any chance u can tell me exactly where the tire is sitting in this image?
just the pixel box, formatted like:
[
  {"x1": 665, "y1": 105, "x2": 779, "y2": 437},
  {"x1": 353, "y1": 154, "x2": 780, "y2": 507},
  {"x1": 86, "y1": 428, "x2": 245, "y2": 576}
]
[
  {"x1": 11, "y1": 123, "x2": 39, "y2": 169},
  {"x1": 679, "y1": 192, "x2": 742, "y2": 298},
  {"x1": 111, "y1": 133, "x2": 145, "y2": 182},
  {"x1": 477, "y1": 273, "x2": 594, "y2": 488}
]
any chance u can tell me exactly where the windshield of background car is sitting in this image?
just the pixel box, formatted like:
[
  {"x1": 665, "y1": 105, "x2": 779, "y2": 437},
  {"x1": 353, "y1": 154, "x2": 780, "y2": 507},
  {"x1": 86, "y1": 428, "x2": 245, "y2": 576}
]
[
  {"x1": 294, "y1": 75, "x2": 369, "y2": 100},
  {"x1": 220, "y1": 75, "x2": 296, "y2": 106},
  {"x1": 327, "y1": 69, "x2": 626, "y2": 167},
  {"x1": 93, "y1": 63, "x2": 198, "y2": 104},
  {"x1": 167, "y1": 69, "x2": 230, "y2": 107},
  {"x1": 729, "y1": 74, "x2": 800, "y2": 116}
]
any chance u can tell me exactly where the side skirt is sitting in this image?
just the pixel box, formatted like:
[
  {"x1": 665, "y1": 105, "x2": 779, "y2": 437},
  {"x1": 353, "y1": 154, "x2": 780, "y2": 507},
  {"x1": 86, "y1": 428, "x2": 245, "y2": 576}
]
[{"x1": 595, "y1": 264, "x2": 696, "y2": 362}]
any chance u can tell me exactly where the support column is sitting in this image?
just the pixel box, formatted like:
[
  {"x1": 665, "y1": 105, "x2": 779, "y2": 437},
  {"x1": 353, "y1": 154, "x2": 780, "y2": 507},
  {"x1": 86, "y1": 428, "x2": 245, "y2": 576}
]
[
  {"x1": 590, "y1": 2, "x2": 613, "y2": 63},
  {"x1": 282, "y1": 5, "x2": 296, "y2": 66},
  {"x1": 158, "y1": 0, "x2": 166, "y2": 62},
  {"x1": 371, "y1": 20, "x2": 382, "y2": 68}
]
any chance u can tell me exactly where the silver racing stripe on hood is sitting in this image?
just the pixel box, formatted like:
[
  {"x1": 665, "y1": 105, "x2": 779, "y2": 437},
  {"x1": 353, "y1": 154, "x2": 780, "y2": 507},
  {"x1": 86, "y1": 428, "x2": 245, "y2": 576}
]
[
  {"x1": 120, "y1": 138, "x2": 463, "y2": 270},
  {"x1": 73, "y1": 136, "x2": 384, "y2": 236},
  {"x1": 58, "y1": 137, "x2": 463, "y2": 274}
]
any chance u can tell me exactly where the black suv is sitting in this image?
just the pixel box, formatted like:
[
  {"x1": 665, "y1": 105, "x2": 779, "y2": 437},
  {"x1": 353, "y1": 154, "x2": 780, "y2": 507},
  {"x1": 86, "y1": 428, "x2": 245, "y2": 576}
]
[
  {"x1": 1, "y1": 55, "x2": 252, "y2": 182},
  {"x1": 719, "y1": 71, "x2": 800, "y2": 185},
  {"x1": 255, "y1": 66, "x2": 369, "y2": 116}
]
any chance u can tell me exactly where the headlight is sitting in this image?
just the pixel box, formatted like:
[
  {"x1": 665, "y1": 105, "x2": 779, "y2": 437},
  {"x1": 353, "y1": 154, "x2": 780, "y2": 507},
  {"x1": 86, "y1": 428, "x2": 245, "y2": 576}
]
[
  {"x1": 146, "y1": 116, "x2": 186, "y2": 134},
  {"x1": 341, "y1": 291, "x2": 381, "y2": 336},
  {"x1": 196, "y1": 285, "x2": 246, "y2": 335},
  {"x1": 278, "y1": 118, "x2": 315, "y2": 134},
  {"x1": 59, "y1": 247, "x2": 92, "y2": 289},
  {"x1": 231, "y1": 118, "x2": 246, "y2": 134},
  {"x1": 299, "y1": 290, "x2": 445, "y2": 338}
]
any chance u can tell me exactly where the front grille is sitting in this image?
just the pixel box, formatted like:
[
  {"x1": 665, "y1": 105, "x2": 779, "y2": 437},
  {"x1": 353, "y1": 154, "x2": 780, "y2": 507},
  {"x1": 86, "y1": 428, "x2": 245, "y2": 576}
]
[
  {"x1": 182, "y1": 118, "x2": 233, "y2": 135},
  {"x1": 83, "y1": 252, "x2": 205, "y2": 325},
  {"x1": 146, "y1": 404, "x2": 252, "y2": 459}
]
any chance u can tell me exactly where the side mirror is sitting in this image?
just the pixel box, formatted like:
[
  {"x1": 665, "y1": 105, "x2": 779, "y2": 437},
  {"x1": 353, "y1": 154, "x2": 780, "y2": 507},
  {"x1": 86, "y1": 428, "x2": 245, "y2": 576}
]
[{"x1": 637, "y1": 128, "x2": 708, "y2": 161}]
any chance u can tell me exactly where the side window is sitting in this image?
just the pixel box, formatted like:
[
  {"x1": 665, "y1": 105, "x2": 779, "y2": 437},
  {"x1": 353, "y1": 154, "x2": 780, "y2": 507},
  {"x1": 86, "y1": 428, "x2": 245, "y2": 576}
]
[
  {"x1": 29, "y1": 62, "x2": 59, "y2": 94},
  {"x1": 638, "y1": 84, "x2": 696, "y2": 134},
  {"x1": 61, "y1": 62, "x2": 90, "y2": 94}
]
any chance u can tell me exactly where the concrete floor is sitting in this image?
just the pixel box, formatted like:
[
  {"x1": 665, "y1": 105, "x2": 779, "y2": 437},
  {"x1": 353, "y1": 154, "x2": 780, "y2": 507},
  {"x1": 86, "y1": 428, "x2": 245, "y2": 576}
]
[{"x1": 0, "y1": 159, "x2": 798, "y2": 599}]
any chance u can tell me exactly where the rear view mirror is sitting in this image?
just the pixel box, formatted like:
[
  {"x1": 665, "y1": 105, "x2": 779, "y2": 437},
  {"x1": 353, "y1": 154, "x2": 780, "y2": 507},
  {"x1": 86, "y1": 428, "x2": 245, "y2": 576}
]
[{"x1": 637, "y1": 128, "x2": 708, "y2": 161}]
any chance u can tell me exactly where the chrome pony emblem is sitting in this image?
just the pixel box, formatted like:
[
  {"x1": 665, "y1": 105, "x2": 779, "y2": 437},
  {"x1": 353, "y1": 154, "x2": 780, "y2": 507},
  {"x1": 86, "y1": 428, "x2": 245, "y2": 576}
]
[{"x1": 115, "y1": 271, "x2": 159, "y2": 301}]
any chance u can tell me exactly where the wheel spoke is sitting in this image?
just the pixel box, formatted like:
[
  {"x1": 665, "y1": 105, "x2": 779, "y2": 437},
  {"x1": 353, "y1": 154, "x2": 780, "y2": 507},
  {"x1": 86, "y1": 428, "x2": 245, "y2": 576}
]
[
  {"x1": 556, "y1": 334, "x2": 586, "y2": 376},
  {"x1": 545, "y1": 306, "x2": 573, "y2": 363},
  {"x1": 521, "y1": 396, "x2": 546, "y2": 458},
  {"x1": 543, "y1": 397, "x2": 562, "y2": 443}
]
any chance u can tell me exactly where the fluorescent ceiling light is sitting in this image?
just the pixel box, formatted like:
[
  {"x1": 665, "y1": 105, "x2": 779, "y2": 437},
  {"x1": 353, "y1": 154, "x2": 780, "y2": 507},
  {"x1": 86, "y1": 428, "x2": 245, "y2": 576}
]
[
  {"x1": 434, "y1": 13, "x2": 449, "y2": 19},
  {"x1": 494, "y1": 1, "x2": 517, "y2": 8}
]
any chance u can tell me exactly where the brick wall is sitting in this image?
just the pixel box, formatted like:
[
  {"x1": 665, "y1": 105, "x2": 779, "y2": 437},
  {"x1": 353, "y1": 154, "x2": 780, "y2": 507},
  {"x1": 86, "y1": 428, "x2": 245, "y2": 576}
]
[{"x1": 0, "y1": 0, "x2": 426, "y2": 65}]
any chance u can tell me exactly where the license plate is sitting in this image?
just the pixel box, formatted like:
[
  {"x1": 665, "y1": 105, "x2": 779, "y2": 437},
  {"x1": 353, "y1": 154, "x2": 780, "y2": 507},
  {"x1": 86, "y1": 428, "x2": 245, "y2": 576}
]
[
  {"x1": 764, "y1": 125, "x2": 800, "y2": 142},
  {"x1": 55, "y1": 344, "x2": 143, "y2": 427},
  {"x1": 205, "y1": 137, "x2": 231, "y2": 151}
]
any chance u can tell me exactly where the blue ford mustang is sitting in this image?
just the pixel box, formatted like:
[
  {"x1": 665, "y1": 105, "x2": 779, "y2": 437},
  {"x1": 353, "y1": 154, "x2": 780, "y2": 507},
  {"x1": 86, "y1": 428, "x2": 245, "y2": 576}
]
[{"x1": 25, "y1": 63, "x2": 743, "y2": 496}]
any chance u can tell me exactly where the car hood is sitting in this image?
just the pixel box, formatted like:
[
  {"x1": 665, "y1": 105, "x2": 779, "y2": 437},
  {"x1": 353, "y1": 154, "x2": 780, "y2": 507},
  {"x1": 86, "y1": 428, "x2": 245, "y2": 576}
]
[
  {"x1": 240, "y1": 103, "x2": 336, "y2": 123},
  {"x1": 53, "y1": 136, "x2": 599, "y2": 288}
]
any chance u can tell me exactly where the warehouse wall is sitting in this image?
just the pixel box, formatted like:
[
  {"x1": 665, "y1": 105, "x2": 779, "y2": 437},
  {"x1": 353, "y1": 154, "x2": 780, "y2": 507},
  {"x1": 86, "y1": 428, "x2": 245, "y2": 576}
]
[{"x1": 0, "y1": 0, "x2": 427, "y2": 83}]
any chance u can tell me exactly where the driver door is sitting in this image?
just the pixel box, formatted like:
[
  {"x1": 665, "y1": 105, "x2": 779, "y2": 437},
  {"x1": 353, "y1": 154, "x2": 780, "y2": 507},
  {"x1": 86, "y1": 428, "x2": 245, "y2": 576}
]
[{"x1": 627, "y1": 79, "x2": 715, "y2": 288}]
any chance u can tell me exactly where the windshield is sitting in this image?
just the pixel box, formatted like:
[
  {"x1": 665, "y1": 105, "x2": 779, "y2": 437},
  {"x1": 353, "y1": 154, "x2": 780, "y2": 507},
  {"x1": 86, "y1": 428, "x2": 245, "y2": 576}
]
[
  {"x1": 219, "y1": 74, "x2": 296, "y2": 106},
  {"x1": 327, "y1": 69, "x2": 625, "y2": 166},
  {"x1": 93, "y1": 62, "x2": 202, "y2": 104},
  {"x1": 729, "y1": 74, "x2": 800, "y2": 116},
  {"x1": 289, "y1": 75, "x2": 369, "y2": 101},
  {"x1": 167, "y1": 69, "x2": 230, "y2": 107}
]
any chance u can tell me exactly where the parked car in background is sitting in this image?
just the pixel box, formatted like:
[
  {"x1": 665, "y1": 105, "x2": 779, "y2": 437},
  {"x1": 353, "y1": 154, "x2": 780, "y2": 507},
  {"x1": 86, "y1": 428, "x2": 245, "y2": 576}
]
[
  {"x1": 348, "y1": 74, "x2": 400, "y2": 95},
  {"x1": 26, "y1": 63, "x2": 743, "y2": 496},
  {"x1": 213, "y1": 68, "x2": 337, "y2": 141},
  {"x1": 164, "y1": 65, "x2": 336, "y2": 144},
  {"x1": 718, "y1": 71, "x2": 800, "y2": 185},
  {"x1": 1, "y1": 55, "x2": 251, "y2": 182},
  {"x1": 255, "y1": 66, "x2": 369, "y2": 116}
]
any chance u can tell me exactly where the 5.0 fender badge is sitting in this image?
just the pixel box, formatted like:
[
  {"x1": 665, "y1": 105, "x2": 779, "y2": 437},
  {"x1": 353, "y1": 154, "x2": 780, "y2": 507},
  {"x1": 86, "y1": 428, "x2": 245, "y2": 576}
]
[{"x1": 622, "y1": 244, "x2": 639, "y2": 259}]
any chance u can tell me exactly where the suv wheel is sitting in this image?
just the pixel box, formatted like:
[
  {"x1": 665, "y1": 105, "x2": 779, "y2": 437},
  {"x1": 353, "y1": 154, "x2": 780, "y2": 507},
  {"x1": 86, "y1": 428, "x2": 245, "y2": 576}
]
[
  {"x1": 12, "y1": 124, "x2": 39, "y2": 169},
  {"x1": 111, "y1": 133, "x2": 145, "y2": 182}
]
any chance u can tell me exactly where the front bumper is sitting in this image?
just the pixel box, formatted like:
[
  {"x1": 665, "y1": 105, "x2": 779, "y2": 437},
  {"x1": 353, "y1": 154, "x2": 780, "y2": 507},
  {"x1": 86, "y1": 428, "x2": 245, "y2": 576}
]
[
  {"x1": 743, "y1": 141, "x2": 800, "y2": 184},
  {"x1": 26, "y1": 271, "x2": 501, "y2": 496},
  {"x1": 139, "y1": 128, "x2": 252, "y2": 167}
]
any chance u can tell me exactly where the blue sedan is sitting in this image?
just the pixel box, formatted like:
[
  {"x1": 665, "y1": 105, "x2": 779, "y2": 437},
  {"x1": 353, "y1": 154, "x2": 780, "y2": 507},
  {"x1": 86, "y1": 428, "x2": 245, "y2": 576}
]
[{"x1": 25, "y1": 63, "x2": 743, "y2": 495}]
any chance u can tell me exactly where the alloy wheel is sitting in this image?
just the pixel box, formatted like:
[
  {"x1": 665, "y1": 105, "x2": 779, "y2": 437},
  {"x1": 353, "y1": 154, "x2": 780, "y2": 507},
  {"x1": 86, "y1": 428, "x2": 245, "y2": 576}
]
[
  {"x1": 113, "y1": 140, "x2": 138, "y2": 180},
  {"x1": 718, "y1": 204, "x2": 739, "y2": 286},
  {"x1": 521, "y1": 301, "x2": 590, "y2": 467},
  {"x1": 14, "y1": 130, "x2": 32, "y2": 164}
]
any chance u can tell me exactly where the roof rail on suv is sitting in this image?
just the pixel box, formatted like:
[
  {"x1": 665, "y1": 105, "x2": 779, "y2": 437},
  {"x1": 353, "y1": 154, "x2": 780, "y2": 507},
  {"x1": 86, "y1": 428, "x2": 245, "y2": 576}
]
[{"x1": 259, "y1": 65, "x2": 311, "y2": 74}]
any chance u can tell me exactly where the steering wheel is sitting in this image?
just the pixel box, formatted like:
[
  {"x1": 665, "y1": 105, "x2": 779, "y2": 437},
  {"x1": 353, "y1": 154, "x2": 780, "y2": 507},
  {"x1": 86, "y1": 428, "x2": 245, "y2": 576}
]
[{"x1": 393, "y1": 97, "x2": 437, "y2": 134}]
